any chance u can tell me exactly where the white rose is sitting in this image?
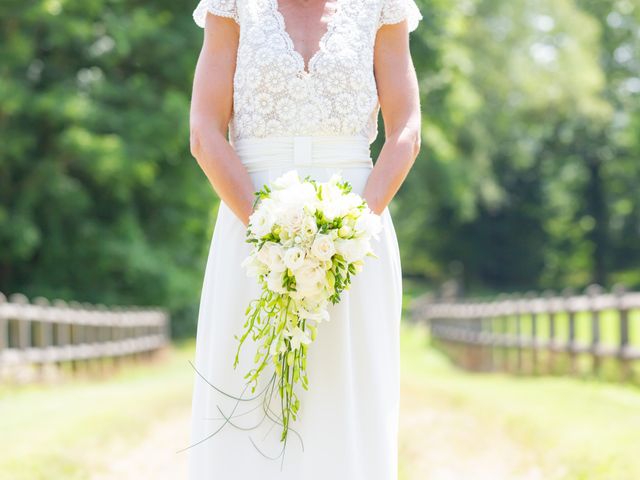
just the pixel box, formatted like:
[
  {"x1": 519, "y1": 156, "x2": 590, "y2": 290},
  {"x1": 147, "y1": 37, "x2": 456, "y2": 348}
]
[
  {"x1": 280, "y1": 206, "x2": 306, "y2": 236},
  {"x1": 310, "y1": 233, "x2": 336, "y2": 261},
  {"x1": 283, "y1": 246, "x2": 306, "y2": 271},
  {"x1": 294, "y1": 260, "x2": 327, "y2": 296}
]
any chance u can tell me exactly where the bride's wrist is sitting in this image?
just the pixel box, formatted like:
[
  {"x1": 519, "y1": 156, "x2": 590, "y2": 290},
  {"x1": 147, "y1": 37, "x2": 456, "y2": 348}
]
[{"x1": 364, "y1": 197, "x2": 384, "y2": 216}]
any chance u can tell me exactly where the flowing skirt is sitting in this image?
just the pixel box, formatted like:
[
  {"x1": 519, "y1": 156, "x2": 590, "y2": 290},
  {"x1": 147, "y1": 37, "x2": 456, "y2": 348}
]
[{"x1": 185, "y1": 134, "x2": 403, "y2": 479}]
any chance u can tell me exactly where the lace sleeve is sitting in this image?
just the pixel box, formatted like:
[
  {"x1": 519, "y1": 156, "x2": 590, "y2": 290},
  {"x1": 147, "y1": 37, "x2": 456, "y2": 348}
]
[
  {"x1": 378, "y1": 0, "x2": 423, "y2": 33},
  {"x1": 193, "y1": 0, "x2": 239, "y2": 28}
]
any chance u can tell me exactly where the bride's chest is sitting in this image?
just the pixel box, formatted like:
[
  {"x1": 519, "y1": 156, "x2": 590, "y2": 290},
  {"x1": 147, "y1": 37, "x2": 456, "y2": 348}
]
[{"x1": 235, "y1": 0, "x2": 381, "y2": 83}]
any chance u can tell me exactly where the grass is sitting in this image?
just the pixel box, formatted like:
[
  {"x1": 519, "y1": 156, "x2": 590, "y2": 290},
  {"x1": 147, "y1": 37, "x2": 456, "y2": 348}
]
[
  {"x1": 399, "y1": 320, "x2": 640, "y2": 480},
  {"x1": 0, "y1": 341, "x2": 196, "y2": 480}
]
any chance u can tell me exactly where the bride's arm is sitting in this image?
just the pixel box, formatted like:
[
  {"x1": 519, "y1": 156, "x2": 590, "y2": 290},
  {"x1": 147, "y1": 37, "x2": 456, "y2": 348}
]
[
  {"x1": 363, "y1": 20, "x2": 422, "y2": 215},
  {"x1": 189, "y1": 13, "x2": 255, "y2": 227}
]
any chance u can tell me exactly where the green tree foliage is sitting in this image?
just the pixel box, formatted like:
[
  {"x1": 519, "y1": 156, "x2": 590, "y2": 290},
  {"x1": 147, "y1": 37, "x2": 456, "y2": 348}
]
[
  {"x1": 394, "y1": 0, "x2": 639, "y2": 292},
  {"x1": 0, "y1": 0, "x2": 214, "y2": 336},
  {"x1": 0, "y1": 0, "x2": 638, "y2": 336}
]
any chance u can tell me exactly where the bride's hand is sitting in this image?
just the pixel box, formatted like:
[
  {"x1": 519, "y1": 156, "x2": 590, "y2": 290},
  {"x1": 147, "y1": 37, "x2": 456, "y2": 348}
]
[
  {"x1": 363, "y1": 194, "x2": 384, "y2": 216},
  {"x1": 241, "y1": 202, "x2": 256, "y2": 229}
]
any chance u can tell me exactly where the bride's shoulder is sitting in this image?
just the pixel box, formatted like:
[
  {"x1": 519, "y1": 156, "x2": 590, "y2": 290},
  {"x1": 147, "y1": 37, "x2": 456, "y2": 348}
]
[
  {"x1": 193, "y1": 0, "x2": 240, "y2": 28},
  {"x1": 377, "y1": 0, "x2": 423, "y2": 33}
]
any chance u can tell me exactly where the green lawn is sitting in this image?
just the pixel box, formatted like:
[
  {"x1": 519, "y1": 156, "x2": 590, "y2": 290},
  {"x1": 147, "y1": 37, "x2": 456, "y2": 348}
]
[
  {"x1": 0, "y1": 344, "x2": 195, "y2": 480},
  {"x1": 399, "y1": 320, "x2": 640, "y2": 480}
]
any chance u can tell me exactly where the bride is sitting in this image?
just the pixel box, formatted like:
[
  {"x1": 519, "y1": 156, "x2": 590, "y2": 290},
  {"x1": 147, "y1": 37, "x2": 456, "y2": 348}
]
[{"x1": 184, "y1": 0, "x2": 422, "y2": 478}]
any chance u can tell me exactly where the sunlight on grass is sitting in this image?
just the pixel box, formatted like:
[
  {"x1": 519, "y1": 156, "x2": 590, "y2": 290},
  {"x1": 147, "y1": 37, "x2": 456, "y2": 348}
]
[
  {"x1": 1, "y1": 323, "x2": 639, "y2": 480},
  {"x1": 399, "y1": 320, "x2": 640, "y2": 480},
  {"x1": 0, "y1": 340, "x2": 196, "y2": 480}
]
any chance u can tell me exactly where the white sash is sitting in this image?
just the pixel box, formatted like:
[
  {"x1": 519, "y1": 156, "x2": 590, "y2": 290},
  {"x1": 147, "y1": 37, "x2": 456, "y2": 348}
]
[{"x1": 230, "y1": 135, "x2": 373, "y2": 173}]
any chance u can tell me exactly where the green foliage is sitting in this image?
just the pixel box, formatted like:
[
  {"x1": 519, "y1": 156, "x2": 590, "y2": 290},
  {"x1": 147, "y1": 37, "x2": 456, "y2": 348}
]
[
  {"x1": 1, "y1": 0, "x2": 638, "y2": 337},
  {"x1": 0, "y1": 0, "x2": 214, "y2": 337},
  {"x1": 393, "y1": 0, "x2": 640, "y2": 292}
]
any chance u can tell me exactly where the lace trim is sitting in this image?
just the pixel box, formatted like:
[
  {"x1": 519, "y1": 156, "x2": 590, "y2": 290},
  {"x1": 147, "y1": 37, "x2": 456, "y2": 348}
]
[
  {"x1": 270, "y1": 0, "x2": 344, "y2": 76},
  {"x1": 378, "y1": 0, "x2": 423, "y2": 33},
  {"x1": 193, "y1": 0, "x2": 240, "y2": 28}
]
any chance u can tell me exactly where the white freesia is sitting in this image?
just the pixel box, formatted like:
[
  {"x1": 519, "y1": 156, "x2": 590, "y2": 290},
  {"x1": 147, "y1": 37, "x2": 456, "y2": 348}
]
[
  {"x1": 256, "y1": 242, "x2": 286, "y2": 272},
  {"x1": 297, "y1": 305, "x2": 330, "y2": 323},
  {"x1": 283, "y1": 325, "x2": 312, "y2": 350},
  {"x1": 275, "y1": 181, "x2": 317, "y2": 210},
  {"x1": 355, "y1": 210, "x2": 383, "y2": 239},
  {"x1": 240, "y1": 253, "x2": 268, "y2": 277},
  {"x1": 334, "y1": 237, "x2": 371, "y2": 263},
  {"x1": 301, "y1": 215, "x2": 318, "y2": 238},
  {"x1": 271, "y1": 170, "x2": 300, "y2": 190},
  {"x1": 338, "y1": 224, "x2": 352, "y2": 238},
  {"x1": 266, "y1": 270, "x2": 287, "y2": 294},
  {"x1": 248, "y1": 198, "x2": 277, "y2": 238}
]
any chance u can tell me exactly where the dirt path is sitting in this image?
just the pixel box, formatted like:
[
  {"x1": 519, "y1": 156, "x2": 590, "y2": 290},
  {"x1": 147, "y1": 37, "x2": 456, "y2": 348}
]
[
  {"x1": 398, "y1": 381, "x2": 545, "y2": 480},
  {"x1": 90, "y1": 382, "x2": 545, "y2": 480},
  {"x1": 91, "y1": 409, "x2": 191, "y2": 480}
]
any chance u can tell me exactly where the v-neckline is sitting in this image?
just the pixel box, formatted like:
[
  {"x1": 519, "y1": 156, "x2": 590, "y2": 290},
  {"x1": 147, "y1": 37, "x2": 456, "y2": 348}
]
[{"x1": 271, "y1": 0, "x2": 343, "y2": 77}]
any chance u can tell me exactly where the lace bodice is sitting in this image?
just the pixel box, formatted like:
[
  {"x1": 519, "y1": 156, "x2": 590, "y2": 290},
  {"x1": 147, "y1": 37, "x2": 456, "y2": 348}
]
[{"x1": 193, "y1": 0, "x2": 423, "y2": 145}]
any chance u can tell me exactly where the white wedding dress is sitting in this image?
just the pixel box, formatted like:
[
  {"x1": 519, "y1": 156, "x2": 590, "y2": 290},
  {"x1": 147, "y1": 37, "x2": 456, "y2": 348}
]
[{"x1": 185, "y1": 0, "x2": 422, "y2": 478}]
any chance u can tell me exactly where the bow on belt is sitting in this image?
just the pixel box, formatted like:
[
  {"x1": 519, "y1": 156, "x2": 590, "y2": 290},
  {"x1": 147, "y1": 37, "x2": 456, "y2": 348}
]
[{"x1": 230, "y1": 135, "x2": 374, "y2": 173}]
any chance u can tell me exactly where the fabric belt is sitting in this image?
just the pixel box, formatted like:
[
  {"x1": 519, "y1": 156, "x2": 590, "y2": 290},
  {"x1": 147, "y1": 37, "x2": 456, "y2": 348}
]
[{"x1": 229, "y1": 135, "x2": 374, "y2": 173}]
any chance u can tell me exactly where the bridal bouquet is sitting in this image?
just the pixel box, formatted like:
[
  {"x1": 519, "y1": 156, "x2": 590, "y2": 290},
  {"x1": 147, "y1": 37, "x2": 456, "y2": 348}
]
[{"x1": 234, "y1": 170, "x2": 382, "y2": 446}]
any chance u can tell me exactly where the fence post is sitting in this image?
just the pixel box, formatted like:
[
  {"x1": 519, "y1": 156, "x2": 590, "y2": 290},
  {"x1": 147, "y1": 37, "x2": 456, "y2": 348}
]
[
  {"x1": 614, "y1": 283, "x2": 631, "y2": 382},
  {"x1": 523, "y1": 291, "x2": 537, "y2": 375},
  {"x1": 586, "y1": 284, "x2": 603, "y2": 378},
  {"x1": 563, "y1": 287, "x2": 577, "y2": 375},
  {"x1": 515, "y1": 294, "x2": 524, "y2": 374},
  {"x1": 541, "y1": 289, "x2": 556, "y2": 375},
  {"x1": 494, "y1": 293, "x2": 507, "y2": 372},
  {"x1": 10, "y1": 293, "x2": 30, "y2": 379},
  {"x1": 0, "y1": 292, "x2": 6, "y2": 380},
  {"x1": 33, "y1": 296, "x2": 52, "y2": 381}
]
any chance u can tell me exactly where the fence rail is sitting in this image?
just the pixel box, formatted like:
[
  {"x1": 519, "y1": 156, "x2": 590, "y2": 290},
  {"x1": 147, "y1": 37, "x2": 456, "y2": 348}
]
[
  {"x1": 0, "y1": 291, "x2": 170, "y2": 382},
  {"x1": 411, "y1": 283, "x2": 639, "y2": 382}
]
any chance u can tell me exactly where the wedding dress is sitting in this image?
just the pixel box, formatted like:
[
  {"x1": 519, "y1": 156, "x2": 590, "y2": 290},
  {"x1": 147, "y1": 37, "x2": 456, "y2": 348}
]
[{"x1": 185, "y1": 0, "x2": 422, "y2": 478}]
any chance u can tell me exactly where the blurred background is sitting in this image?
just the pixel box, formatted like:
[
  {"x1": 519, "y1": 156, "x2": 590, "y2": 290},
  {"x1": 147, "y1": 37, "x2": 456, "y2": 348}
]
[{"x1": 1, "y1": 0, "x2": 639, "y2": 479}]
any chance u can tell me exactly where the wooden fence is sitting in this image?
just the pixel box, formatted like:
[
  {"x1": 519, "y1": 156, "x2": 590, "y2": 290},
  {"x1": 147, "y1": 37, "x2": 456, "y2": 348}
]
[
  {"x1": 411, "y1": 283, "x2": 640, "y2": 383},
  {"x1": 0, "y1": 291, "x2": 170, "y2": 383}
]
